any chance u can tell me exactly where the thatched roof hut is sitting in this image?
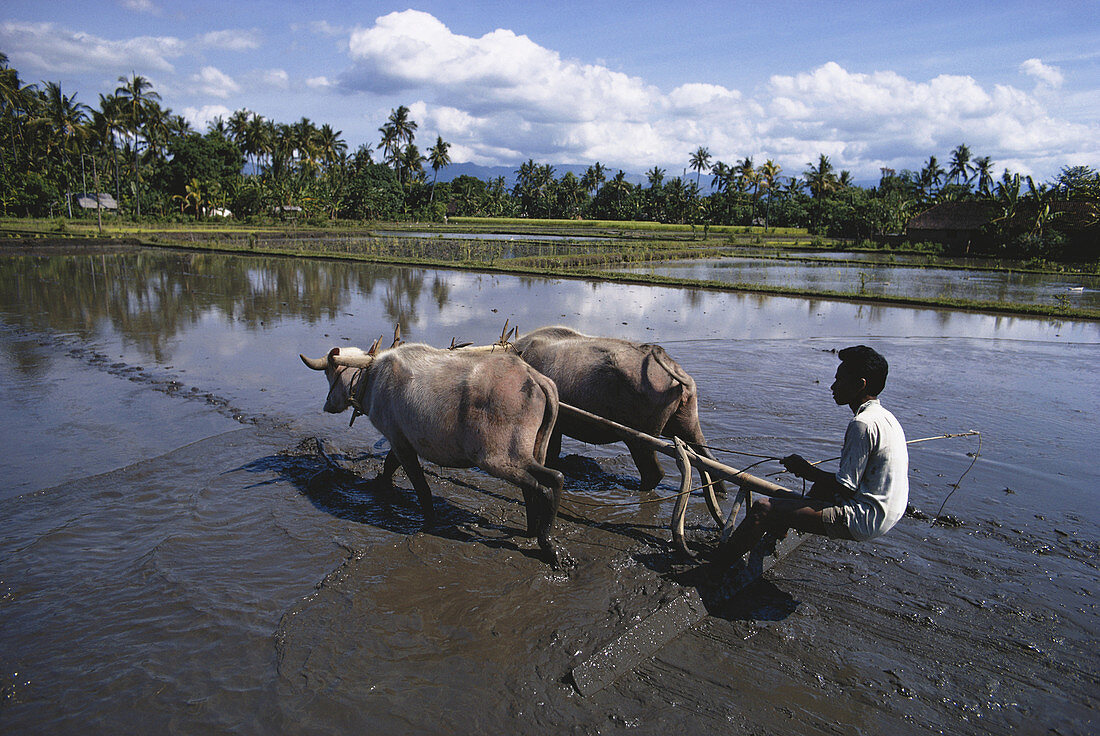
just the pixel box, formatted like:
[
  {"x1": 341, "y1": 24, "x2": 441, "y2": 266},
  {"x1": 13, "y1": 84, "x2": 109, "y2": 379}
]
[{"x1": 906, "y1": 201, "x2": 998, "y2": 248}]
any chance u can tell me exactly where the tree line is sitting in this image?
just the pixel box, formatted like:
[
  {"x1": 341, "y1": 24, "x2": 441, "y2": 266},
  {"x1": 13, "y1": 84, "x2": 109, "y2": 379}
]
[{"x1": 1, "y1": 54, "x2": 1096, "y2": 261}]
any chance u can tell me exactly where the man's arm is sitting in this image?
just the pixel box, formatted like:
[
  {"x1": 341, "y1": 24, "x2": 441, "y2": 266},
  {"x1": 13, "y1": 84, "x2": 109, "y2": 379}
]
[{"x1": 781, "y1": 454, "x2": 853, "y2": 499}]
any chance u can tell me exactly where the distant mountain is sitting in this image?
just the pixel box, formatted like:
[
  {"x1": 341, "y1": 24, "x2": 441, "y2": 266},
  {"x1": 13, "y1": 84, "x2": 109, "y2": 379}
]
[{"x1": 436, "y1": 162, "x2": 649, "y2": 189}]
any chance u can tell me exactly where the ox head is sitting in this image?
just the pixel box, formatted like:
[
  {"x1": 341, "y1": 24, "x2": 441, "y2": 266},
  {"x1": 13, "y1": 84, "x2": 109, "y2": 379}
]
[{"x1": 300, "y1": 339, "x2": 381, "y2": 414}]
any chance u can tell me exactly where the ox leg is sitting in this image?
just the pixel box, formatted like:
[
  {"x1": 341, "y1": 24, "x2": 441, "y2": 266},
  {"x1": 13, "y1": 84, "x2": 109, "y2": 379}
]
[
  {"x1": 390, "y1": 445, "x2": 436, "y2": 526},
  {"x1": 529, "y1": 463, "x2": 567, "y2": 566},
  {"x1": 627, "y1": 441, "x2": 664, "y2": 492},
  {"x1": 484, "y1": 459, "x2": 566, "y2": 566},
  {"x1": 377, "y1": 450, "x2": 401, "y2": 487},
  {"x1": 546, "y1": 429, "x2": 563, "y2": 467}
]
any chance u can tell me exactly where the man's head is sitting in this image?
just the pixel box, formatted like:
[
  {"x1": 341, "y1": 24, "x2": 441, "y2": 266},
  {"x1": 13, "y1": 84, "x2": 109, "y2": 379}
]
[{"x1": 831, "y1": 345, "x2": 888, "y2": 406}]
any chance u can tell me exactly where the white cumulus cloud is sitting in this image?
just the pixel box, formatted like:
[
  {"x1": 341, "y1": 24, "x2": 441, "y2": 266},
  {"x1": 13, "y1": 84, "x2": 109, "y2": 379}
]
[
  {"x1": 181, "y1": 104, "x2": 232, "y2": 131},
  {"x1": 331, "y1": 12, "x2": 1100, "y2": 179},
  {"x1": 1019, "y1": 58, "x2": 1064, "y2": 88},
  {"x1": 0, "y1": 21, "x2": 184, "y2": 74},
  {"x1": 192, "y1": 66, "x2": 240, "y2": 98},
  {"x1": 199, "y1": 29, "x2": 261, "y2": 52}
]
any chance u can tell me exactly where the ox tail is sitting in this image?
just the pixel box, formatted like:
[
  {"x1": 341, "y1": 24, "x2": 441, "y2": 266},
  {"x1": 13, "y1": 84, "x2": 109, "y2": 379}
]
[
  {"x1": 648, "y1": 346, "x2": 692, "y2": 388},
  {"x1": 531, "y1": 370, "x2": 560, "y2": 466}
]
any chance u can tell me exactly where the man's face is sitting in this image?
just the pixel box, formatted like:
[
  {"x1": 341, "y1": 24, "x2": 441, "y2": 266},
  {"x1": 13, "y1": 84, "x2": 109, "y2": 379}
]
[{"x1": 830, "y1": 363, "x2": 866, "y2": 406}]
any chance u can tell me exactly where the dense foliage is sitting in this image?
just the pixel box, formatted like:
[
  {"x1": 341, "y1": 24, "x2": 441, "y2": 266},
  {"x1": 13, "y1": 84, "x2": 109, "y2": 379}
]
[{"x1": 1, "y1": 54, "x2": 1096, "y2": 261}]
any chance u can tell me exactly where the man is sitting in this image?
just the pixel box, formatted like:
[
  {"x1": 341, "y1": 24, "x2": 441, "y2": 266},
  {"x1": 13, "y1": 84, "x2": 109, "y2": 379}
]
[{"x1": 701, "y1": 345, "x2": 909, "y2": 576}]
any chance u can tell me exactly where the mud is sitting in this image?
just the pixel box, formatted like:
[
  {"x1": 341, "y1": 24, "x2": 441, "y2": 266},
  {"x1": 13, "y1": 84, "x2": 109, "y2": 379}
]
[{"x1": 1, "y1": 247, "x2": 1097, "y2": 734}]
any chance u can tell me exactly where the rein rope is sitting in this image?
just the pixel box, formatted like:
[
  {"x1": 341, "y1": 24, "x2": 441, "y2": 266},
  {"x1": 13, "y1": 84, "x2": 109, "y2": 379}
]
[{"x1": 557, "y1": 430, "x2": 981, "y2": 515}]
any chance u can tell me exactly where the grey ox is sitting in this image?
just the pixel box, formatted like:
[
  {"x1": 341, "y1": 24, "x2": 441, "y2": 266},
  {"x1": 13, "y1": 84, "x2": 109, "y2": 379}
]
[
  {"x1": 512, "y1": 325, "x2": 726, "y2": 527},
  {"x1": 301, "y1": 339, "x2": 565, "y2": 565}
]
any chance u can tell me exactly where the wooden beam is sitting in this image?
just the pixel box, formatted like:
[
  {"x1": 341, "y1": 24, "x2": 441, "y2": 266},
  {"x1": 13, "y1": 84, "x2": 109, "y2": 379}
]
[{"x1": 558, "y1": 402, "x2": 804, "y2": 501}]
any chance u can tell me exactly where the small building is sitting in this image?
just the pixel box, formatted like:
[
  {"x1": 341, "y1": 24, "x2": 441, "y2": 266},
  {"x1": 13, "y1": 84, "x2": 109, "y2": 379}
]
[
  {"x1": 906, "y1": 201, "x2": 998, "y2": 250},
  {"x1": 72, "y1": 193, "x2": 118, "y2": 211},
  {"x1": 274, "y1": 204, "x2": 303, "y2": 220}
]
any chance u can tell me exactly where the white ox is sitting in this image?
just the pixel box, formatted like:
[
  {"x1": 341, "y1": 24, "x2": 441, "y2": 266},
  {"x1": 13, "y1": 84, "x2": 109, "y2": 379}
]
[{"x1": 301, "y1": 339, "x2": 565, "y2": 564}]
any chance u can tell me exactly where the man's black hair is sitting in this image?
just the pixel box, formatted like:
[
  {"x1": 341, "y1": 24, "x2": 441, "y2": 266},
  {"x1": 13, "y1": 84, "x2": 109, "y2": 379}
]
[{"x1": 838, "y1": 345, "x2": 888, "y2": 396}]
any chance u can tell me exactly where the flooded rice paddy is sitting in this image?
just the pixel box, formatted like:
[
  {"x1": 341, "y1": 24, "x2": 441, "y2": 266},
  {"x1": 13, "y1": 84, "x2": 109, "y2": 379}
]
[
  {"x1": 606, "y1": 256, "x2": 1100, "y2": 310},
  {"x1": 1, "y1": 243, "x2": 1097, "y2": 734}
]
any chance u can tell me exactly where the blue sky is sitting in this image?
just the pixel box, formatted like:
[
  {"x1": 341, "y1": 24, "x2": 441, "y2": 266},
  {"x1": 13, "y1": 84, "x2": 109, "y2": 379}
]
[{"x1": 2, "y1": 0, "x2": 1097, "y2": 183}]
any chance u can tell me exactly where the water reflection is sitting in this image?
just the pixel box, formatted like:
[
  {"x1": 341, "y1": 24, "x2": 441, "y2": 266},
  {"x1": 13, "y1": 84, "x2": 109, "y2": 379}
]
[
  {"x1": 2, "y1": 250, "x2": 1097, "y2": 377},
  {"x1": 606, "y1": 257, "x2": 1100, "y2": 309}
]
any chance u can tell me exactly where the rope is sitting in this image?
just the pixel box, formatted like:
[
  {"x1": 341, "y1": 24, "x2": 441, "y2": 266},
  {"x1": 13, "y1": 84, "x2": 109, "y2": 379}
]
[
  {"x1": 763, "y1": 429, "x2": 982, "y2": 477},
  {"x1": 935, "y1": 430, "x2": 982, "y2": 520},
  {"x1": 558, "y1": 429, "x2": 981, "y2": 517},
  {"x1": 559, "y1": 458, "x2": 770, "y2": 511}
]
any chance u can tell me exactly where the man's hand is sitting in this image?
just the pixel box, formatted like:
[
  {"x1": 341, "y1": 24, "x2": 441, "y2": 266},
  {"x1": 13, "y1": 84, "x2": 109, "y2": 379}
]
[{"x1": 781, "y1": 454, "x2": 815, "y2": 479}]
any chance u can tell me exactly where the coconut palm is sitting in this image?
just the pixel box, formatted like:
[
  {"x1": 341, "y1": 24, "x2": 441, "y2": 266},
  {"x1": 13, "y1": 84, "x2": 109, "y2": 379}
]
[
  {"x1": 918, "y1": 155, "x2": 945, "y2": 198},
  {"x1": 227, "y1": 109, "x2": 251, "y2": 146},
  {"x1": 115, "y1": 74, "x2": 161, "y2": 217},
  {"x1": 92, "y1": 93, "x2": 127, "y2": 205},
  {"x1": 0, "y1": 53, "x2": 35, "y2": 168},
  {"x1": 30, "y1": 82, "x2": 91, "y2": 215},
  {"x1": 581, "y1": 161, "x2": 606, "y2": 198},
  {"x1": 689, "y1": 146, "x2": 711, "y2": 187},
  {"x1": 804, "y1": 154, "x2": 837, "y2": 199},
  {"x1": 399, "y1": 142, "x2": 424, "y2": 184},
  {"x1": 427, "y1": 135, "x2": 451, "y2": 203},
  {"x1": 758, "y1": 159, "x2": 782, "y2": 229},
  {"x1": 948, "y1": 143, "x2": 974, "y2": 187},
  {"x1": 317, "y1": 123, "x2": 347, "y2": 172},
  {"x1": 973, "y1": 155, "x2": 995, "y2": 197}
]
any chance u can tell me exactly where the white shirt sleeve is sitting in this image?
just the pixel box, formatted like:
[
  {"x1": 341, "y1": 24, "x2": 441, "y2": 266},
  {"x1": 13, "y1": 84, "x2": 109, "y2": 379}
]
[{"x1": 835, "y1": 417, "x2": 871, "y2": 494}]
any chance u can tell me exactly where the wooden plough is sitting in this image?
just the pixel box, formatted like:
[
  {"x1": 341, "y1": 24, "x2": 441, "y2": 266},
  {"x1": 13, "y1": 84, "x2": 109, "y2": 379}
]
[
  {"x1": 558, "y1": 402, "x2": 809, "y2": 695},
  {"x1": 557, "y1": 402, "x2": 805, "y2": 556}
]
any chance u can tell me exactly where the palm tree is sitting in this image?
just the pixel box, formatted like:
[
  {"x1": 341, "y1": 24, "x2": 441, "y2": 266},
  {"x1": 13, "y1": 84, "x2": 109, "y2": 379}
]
[
  {"x1": 758, "y1": 159, "x2": 782, "y2": 229},
  {"x1": 388, "y1": 105, "x2": 417, "y2": 146},
  {"x1": 92, "y1": 93, "x2": 127, "y2": 206},
  {"x1": 737, "y1": 157, "x2": 760, "y2": 222},
  {"x1": 30, "y1": 81, "x2": 90, "y2": 215},
  {"x1": 380, "y1": 105, "x2": 417, "y2": 174},
  {"x1": 115, "y1": 73, "x2": 160, "y2": 217},
  {"x1": 427, "y1": 135, "x2": 451, "y2": 203},
  {"x1": 947, "y1": 143, "x2": 974, "y2": 187},
  {"x1": 227, "y1": 108, "x2": 251, "y2": 146},
  {"x1": 803, "y1": 154, "x2": 836, "y2": 199},
  {"x1": 557, "y1": 171, "x2": 586, "y2": 218},
  {"x1": 317, "y1": 123, "x2": 346, "y2": 172},
  {"x1": 646, "y1": 166, "x2": 665, "y2": 188},
  {"x1": 973, "y1": 155, "x2": 995, "y2": 197},
  {"x1": 918, "y1": 155, "x2": 945, "y2": 199},
  {"x1": 689, "y1": 146, "x2": 711, "y2": 188},
  {"x1": 0, "y1": 53, "x2": 35, "y2": 168},
  {"x1": 399, "y1": 142, "x2": 424, "y2": 184},
  {"x1": 581, "y1": 161, "x2": 606, "y2": 198}
]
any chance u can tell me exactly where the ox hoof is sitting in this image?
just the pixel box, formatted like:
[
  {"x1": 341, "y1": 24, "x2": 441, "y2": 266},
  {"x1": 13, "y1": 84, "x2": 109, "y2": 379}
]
[{"x1": 541, "y1": 541, "x2": 575, "y2": 570}]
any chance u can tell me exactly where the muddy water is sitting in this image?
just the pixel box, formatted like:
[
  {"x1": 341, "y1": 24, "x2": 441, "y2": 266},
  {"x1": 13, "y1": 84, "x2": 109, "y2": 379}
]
[
  {"x1": 606, "y1": 257, "x2": 1100, "y2": 309},
  {"x1": 1, "y1": 245, "x2": 1097, "y2": 734}
]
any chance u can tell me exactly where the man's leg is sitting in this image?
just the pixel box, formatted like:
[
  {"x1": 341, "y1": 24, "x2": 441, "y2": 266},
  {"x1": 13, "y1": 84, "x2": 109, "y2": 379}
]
[{"x1": 709, "y1": 496, "x2": 831, "y2": 571}]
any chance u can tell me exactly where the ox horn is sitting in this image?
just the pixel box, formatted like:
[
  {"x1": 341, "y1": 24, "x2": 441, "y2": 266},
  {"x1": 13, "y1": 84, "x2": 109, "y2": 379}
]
[
  {"x1": 300, "y1": 347, "x2": 337, "y2": 371},
  {"x1": 390, "y1": 324, "x2": 404, "y2": 349},
  {"x1": 367, "y1": 335, "x2": 383, "y2": 356}
]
